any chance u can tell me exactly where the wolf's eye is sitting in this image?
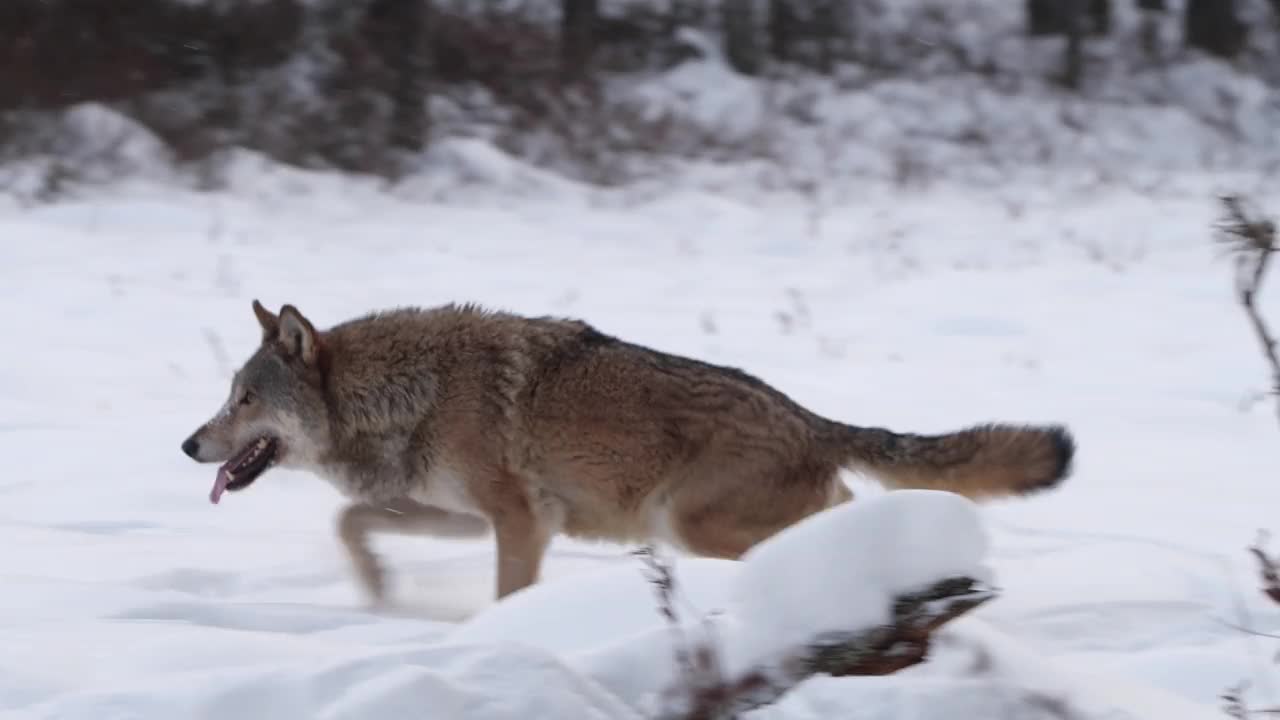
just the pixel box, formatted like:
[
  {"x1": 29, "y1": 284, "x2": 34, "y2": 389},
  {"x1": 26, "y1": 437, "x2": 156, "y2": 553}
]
[{"x1": 239, "y1": 391, "x2": 255, "y2": 406}]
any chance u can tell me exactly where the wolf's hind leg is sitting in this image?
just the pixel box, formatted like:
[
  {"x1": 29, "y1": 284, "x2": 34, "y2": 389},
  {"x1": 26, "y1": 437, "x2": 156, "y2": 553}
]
[
  {"x1": 336, "y1": 499, "x2": 490, "y2": 604},
  {"x1": 669, "y1": 460, "x2": 838, "y2": 560}
]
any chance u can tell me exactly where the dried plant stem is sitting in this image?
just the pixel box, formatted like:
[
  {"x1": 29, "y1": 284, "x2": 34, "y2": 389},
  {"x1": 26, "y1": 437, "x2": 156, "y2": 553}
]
[{"x1": 1216, "y1": 195, "x2": 1280, "y2": 425}]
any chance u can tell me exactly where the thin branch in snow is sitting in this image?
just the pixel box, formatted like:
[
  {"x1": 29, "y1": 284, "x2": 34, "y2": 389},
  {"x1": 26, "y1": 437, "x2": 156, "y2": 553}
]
[
  {"x1": 1224, "y1": 682, "x2": 1251, "y2": 720},
  {"x1": 1222, "y1": 681, "x2": 1280, "y2": 718},
  {"x1": 1212, "y1": 616, "x2": 1280, "y2": 643},
  {"x1": 1215, "y1": 194, "x2": 1280, "y2": 425},
  {"x1": 1248, "y1": 530, "x2": 1280, "y2": 607},
  {"x1": 633, "y1": 545, "x2": 729, "y2": 717},
  {"x1": 1219, "y1": 528, "x2": 1280, "y2": 720}
]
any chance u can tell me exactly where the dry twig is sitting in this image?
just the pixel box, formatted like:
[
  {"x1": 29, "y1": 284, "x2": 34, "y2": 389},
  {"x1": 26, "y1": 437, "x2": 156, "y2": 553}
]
[
  {"x1": 1249, "y1": 531, "x2": 1280, "y2": 607},
  {"x1": 1215, "y1": 195, "x2": 1280, "y2": 425}
]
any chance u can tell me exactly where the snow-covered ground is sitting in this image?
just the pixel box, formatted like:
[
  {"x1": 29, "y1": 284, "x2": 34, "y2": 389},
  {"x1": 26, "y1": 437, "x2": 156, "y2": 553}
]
[{"x1": 2, "y1": 153, "x2": 1279, "y2": 718}]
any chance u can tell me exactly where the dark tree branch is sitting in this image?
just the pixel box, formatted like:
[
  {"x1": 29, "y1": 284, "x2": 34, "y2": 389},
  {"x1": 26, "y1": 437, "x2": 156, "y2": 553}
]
[
  {"x1": 1216, "y1": 195, "x2": 1280, "y2": 426},
  {"x1": 1248, "y1": 531, "x2": 1280, "y2": 607},
  {"x1": 1213, "y1": 617, "x2": 1280, "y2": 642},
  {"x1": 561, "y1": 0, "x2": 598, "y2": 80},
  {"x1": 1223, "y1": 681, "x2": 1280, "y2": 718}
]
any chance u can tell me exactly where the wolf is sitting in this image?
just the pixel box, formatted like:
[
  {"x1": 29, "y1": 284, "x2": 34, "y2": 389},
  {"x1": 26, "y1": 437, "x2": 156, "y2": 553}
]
[{"x1": 181, "y1": 300, "x2": 1075, "y2": 604}]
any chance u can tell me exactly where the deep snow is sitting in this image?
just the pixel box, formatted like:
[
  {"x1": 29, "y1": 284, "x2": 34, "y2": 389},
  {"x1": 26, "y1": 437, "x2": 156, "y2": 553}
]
[{"x1": 1, "y1": 150, "x2": 1279, "y2": 717}]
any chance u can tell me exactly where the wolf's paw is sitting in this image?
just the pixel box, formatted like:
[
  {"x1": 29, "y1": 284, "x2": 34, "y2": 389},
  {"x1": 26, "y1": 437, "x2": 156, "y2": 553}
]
[
  {"x1": 361, "y1": 591, "x2": 395, "y2": 613},
  {"x1": 351, "y1": 562, "x2": 390, "y2": 605}
]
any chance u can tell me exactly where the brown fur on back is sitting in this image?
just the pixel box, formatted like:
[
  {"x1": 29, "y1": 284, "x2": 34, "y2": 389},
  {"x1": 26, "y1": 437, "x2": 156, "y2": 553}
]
[{"x1": 317, "y1": 303, "x2": 1072, "y2": 533}]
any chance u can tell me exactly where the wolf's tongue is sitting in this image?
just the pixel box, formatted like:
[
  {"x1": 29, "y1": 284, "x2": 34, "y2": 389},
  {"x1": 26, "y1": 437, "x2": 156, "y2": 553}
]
[{"x1": 210, "y1": 466, "x2": 232, "y2": 505}]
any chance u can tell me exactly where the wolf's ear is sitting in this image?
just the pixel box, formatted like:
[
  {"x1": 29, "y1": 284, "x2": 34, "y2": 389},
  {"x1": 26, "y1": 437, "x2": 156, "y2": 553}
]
[
  {"x1": 251, "y1": 299, "x2": 279, "y2": 342},
  {"x1": 277, "y1": 304, "x2": 319, "y2": 366}
]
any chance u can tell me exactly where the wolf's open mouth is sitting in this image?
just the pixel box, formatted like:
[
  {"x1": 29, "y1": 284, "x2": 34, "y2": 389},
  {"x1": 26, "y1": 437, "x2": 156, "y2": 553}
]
[{"x1": 210, "y1": 436, "x2": 279, "y2": 505}]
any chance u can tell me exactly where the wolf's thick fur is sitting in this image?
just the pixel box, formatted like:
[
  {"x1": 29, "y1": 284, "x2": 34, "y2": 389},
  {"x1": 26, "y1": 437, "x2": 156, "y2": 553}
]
[{"x1": 183, "y1": 301, "x2": 1075, "y2": 602}]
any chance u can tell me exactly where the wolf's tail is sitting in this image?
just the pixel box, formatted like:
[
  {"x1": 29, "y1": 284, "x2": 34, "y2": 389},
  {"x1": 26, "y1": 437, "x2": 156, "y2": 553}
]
[{"x1": 826, "y1": 421, "x2": 1076, "y2": 499}]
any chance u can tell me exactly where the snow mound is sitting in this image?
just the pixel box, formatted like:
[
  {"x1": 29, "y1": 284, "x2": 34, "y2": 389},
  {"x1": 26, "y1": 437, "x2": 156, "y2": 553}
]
[
  {"x1": 444, "y1": 490, "x2": 1214, "y2": 719},
  {"x1": 450, "y1": 491, "x2": 995, "y2": 712},
  {"x1": 731, "y1": 488, "x2": 990, "y2": 666},
  {"x1": 449, "y1": 556, "x2": 740, "y2": 656},
  {"x1": 19, "y1": 644, "x2": 641, "y2": 720},
  {"x1": 453, "y1": 490, "x2": 988, "y2": 665}
]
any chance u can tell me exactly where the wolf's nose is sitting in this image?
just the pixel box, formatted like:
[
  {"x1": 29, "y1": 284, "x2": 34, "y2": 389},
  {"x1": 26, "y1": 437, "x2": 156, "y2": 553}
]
[{"x1": 181, "y1": 436, "x2": 200, "y2": 460}]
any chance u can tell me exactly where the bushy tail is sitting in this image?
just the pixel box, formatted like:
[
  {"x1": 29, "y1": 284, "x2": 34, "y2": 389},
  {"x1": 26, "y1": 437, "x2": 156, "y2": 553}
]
[{"x1": 828, "y1": 422, "x2": 1076, "y2": 499}]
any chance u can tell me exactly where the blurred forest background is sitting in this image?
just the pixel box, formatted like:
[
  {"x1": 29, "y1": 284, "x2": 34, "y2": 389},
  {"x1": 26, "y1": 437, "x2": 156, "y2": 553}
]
[{"x1": 2, "y1": 0, "x2": 1279, "y2": 198}]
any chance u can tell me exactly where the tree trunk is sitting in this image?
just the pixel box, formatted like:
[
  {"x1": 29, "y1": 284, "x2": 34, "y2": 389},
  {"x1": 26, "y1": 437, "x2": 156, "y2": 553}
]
[
  {"x1": 561, "y1": 0, "x2": 598, "y2": 79},
  {"x1": 385, "y1": 0, "x2": 428, "y2": 153},
  {"x1": 768, "y1": 0, "x2": 795, "y2": 63},
  {"x1": 1090, "y1": 0, "x2": 1111, "y2": 35},
  {"x1": 1063, "y1": 0, "x2": 1085, "y2": 90},
  {"x1": 1136, "y1": 0, "x2": 1165, "y2": 62},
  {"x1": 1028, "y1": 0, "x2": 1062, "y2": 35},
  {"x1": 1028, "y1": 0, "x2": 1110, "y2": 36},
  {"x1": 1185, "y1": 0, "x2": 1247, "y2": 59},
  {"x1": 814, "y1": 0, "x2": 836, "y2": 74},
  {"x1": 722, "y1": 0, "x2": 762, "y2": 75}
]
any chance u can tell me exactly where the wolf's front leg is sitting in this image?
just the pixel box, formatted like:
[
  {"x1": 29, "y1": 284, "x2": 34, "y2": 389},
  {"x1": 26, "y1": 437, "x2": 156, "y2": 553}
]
[
  {"x1": 336, "y1": 498, "x2": 489, "y2": 605},
  {"x1": 491, "y1": 498, "x2": 558, "y2": 599}
]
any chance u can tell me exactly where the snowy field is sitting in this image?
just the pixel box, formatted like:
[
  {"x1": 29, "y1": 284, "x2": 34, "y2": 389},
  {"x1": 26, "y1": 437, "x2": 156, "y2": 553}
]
[{"x1": 2, "y1": 154, "x2": 1279, "y2": 718}]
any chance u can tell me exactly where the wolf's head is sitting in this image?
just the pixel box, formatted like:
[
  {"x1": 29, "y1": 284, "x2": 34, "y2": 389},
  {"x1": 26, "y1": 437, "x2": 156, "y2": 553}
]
[{"x1": 181, "y1": 300, "x2": 331, "y2": 504}]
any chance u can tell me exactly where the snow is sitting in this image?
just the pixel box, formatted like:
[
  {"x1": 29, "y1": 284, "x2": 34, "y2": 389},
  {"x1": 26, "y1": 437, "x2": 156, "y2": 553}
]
[
  {"x1": 453, "y1": 490, "x2": 988, "y2": 673},
  {"x1": 450, "y1": 556, "x2": 741, "y2": 655},
  {"x1": 450, "y1": 491, "x2": 994, "y2": 715},
  {"x1": 3, "y1": 141, "x2": 1280, "y2": 718},
  {"x1": 444, "y1": 492, "x2": 1222, "y2": 719},
  {"x1": 730, "y1": 489, "x2": 990, "y2": 666}
]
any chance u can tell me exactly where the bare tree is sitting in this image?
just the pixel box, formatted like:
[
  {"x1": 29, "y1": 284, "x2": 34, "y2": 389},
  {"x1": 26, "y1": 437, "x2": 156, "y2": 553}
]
[
  {"x1": 812, "y1": 0, "x2": 836, "y2": 74},
  {"x1": 1215, "y1": 195, "x2": 1280, "y2": 425},
  {"x1": 768, "y1": 0, "x2": 797, "y2": 64},
  {"x1": 1063, "y1": 0, "x2": 1087, "y2": 90},
  {"x1": 1136, "y1": 0, "x2": 1167, "y2": 63},
  {"x1": 1212, "y1": 197, "x2": 1280, "y2": 719},
  {"x1": 1185, "y1": 0, "x2": 1247, "y2": 59},
  {"x1": 562, "y1": 0, "x2": 598, "y2": 79},
  {"x1": 1027, "y1": 0, "x2": 1110, "y2": 90},
  {"x1": 386, "y1": 0, "x2": 429, "y2": 154},
  {"x1": 723, "y1": 0, "x2": 763, "y2": 75},
  {"x1": 1027, "y1": 0, "x2": 1110, "y2": 37},
  {"x1": 765, "y1": 0, "x2": 846, "y2": 73}
]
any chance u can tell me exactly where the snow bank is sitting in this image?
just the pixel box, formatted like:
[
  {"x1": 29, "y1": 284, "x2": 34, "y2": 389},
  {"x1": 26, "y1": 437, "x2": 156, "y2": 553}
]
[
  {"x1": 3, "y1": 184, "x2": 1267, "y2": 719},
  {"x1": 444, "y1": 491, "x2": 1216, "y2": 720},
  {"x1": 449, "y1": 557, "x2": 739, "y2": 656},
  {"x1": 19, "y1": 644, "x2": 641, "y2": 720},
  {"x1": 18, "y1": 492, "x2": 999, "y2": 719},
  {"x1": 450, "y1": 490, "x2": 993, "y2": 712},
  {"x1": 730, "y1": 489, "x2": 990, "y2": 666}
]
